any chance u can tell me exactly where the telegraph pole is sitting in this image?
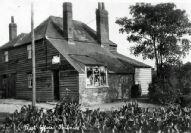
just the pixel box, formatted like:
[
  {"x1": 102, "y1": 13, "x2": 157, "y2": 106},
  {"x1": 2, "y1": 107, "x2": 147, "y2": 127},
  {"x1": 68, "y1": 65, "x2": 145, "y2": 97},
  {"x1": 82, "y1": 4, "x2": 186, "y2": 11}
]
[{"x1": 31, "y1": 2, "x2": 36, "y2": 107}]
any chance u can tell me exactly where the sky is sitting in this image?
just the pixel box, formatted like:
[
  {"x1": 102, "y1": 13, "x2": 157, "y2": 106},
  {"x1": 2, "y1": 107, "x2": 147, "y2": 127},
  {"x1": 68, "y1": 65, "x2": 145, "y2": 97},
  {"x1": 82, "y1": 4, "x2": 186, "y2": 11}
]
[{"x1": 0, "y1": 0, "x2": 191, "y2": 68}]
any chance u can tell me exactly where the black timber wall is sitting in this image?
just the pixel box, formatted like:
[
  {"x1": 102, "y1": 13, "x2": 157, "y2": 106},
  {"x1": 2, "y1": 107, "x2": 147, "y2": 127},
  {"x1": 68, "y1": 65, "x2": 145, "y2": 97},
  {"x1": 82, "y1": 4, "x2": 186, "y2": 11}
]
[{"x1": 0, "y1": 39, "x2": 79, "y2": 101}]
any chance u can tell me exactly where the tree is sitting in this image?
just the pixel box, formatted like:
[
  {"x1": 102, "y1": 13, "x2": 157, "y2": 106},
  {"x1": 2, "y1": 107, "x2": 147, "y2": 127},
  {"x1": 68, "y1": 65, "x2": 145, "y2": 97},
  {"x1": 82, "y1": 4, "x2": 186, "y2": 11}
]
[{"x1": 116, "y1": 3, "x2": 191, "y2": 76}]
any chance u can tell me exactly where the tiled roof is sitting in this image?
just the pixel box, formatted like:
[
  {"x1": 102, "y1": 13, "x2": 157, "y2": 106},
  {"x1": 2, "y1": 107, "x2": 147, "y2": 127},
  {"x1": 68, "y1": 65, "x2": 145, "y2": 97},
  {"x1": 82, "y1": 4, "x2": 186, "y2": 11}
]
[
  {"x1": 111, "y1": 51, "x2": 151, "y2": 68},
  {"x1": 47, "y1": 38, "x2": 134, "y2": 74},
  {"x1": 0, "y1": 33, "x2": 27, "y2": 50},
  {"x1": 12, "y1": 16, "x2": 116, "y2": 47},
  {"x1": 0, "y1": 16, "x2": 150, "y2": 73}
]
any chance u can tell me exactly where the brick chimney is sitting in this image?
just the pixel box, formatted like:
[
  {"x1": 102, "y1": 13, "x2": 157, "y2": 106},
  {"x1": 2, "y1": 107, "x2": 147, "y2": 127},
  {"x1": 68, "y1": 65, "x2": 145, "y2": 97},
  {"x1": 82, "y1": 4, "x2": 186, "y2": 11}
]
[
  {"x1": 9, "y1": 16, "x2": 17, "y2": 41},
  {"x1": 63, "y1": 2, "x2": 74, "y2": 44},
  {"x1": 96, "y1": 2, "x2": 109, "y2": 50}
]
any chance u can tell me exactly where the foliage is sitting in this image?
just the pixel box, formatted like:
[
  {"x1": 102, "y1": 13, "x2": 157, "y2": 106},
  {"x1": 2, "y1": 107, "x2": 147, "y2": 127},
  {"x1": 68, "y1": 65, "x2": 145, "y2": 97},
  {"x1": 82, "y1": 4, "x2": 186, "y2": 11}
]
[
  {"x1": 149, "y1": 62, "x2": 191, "y2": 106},
  {"x1": 1, "y1": 101, "x2": 191, "y2": 133},
  {"x1": 178, "y1": 62, "x2": 191, "y2": 94},
  {"x1": 116, "y1": 2, "x2": 191, "y2": 75},
  {"x1": 148, "y1": 76, "x2": 182, "y2": 105}
]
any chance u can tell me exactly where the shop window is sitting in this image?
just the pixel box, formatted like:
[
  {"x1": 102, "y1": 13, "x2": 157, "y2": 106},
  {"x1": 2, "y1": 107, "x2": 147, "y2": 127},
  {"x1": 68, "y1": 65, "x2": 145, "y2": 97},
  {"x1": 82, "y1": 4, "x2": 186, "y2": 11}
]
[
  {"x1": 28, "y1": 74, "x2": 33, "y2": 88},
  {"x1": 86, "y1": 66, "x2": 108, "y2": 87},
  {"x1": 27, "y1": 45, "x2": 32, "y2": 59}
]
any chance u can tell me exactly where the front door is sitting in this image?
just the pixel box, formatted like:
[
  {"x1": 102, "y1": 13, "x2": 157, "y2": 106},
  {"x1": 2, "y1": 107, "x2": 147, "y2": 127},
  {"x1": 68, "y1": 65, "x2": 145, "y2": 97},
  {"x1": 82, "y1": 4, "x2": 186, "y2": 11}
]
[
  {"x1": 10, "y1": 73, "x2": 16, "y2": 98},
  {"x1": 53, "y1": 70, "x2": 60, "y2": 100},
  {"x1": 4, "y1": 73, "x2": 16, "y2": 98}
]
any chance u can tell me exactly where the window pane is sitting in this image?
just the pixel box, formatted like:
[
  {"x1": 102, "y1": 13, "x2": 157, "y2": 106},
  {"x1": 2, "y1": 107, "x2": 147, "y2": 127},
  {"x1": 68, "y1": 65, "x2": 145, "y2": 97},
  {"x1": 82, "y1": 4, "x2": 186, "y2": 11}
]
[
  {"x1": 86, "y1": 66, "x2": 107, "y2": 87},
  {"x1": 5, "y1": 55, "x2": 8, "y2": 62},
  {"x1": 27, "y1": 45, "x2": 31, "y2": 50},
  {"x1": 86, "y1": 67, "x2": 93, "y2": 86},
  {"x1": 100, "y1": 66, "x2": 106, "y2": 86},
  {"x1": 28, "y1": 74, "x2": 32, "y2": 88},
  {"x1": 28, "y1": 50, "x2": 32, "y2": 59},
  {"x1": 93, "y1": 66, "x2": 100, "y2": 86},
  {"x1": 4, "y1": 51, "x2": 8, "y2": 62},
  {"x1": 5, "y1": 51, "x2": 8, "y2": 55}
]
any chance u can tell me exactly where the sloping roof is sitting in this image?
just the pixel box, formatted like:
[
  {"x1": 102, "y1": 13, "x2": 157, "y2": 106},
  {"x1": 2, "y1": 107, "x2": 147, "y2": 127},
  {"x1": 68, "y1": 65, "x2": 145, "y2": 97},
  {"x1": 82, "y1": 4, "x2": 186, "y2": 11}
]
[
  {"x1": 0, "y1": 16, "x2": 150, "y2": 73},
  {"x1": 9, "y1": 16, "x2": 116, "y2": 47},
  {"x1": 69, "y1": 55, "x2": 106, "y2": 66},
  {"x1": 47, "y1": 37, "x2": 134, "y2": 74},
  {"x1": 111, "y1": 51, "x2": 151, "y2": 68},
  {"x1": 0, "y1": 33, "x2": 27, "y2": 50}
]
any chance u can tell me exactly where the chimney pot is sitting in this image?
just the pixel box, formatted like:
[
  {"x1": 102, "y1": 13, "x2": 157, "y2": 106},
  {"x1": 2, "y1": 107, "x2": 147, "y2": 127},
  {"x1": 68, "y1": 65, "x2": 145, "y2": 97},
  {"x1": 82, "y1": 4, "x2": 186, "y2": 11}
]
[
  {"x1": 63, "y1": 2, "x2": 74, "y2": 44},
  {"x1": 102, "y1": 3, "x2": 105, "y2": 10},
  {"x1": 9, "y1": 16, "x2": 17, "y2": 41},
  {"x1": 98, "y1": 3, "x2": 102, "y2": 9},
  {"x1": 11, "y1": 16, "x2": 14, "y2": 23},
  {"x1": 96, "y1": 3, "x2": 109, "y2": 50}
]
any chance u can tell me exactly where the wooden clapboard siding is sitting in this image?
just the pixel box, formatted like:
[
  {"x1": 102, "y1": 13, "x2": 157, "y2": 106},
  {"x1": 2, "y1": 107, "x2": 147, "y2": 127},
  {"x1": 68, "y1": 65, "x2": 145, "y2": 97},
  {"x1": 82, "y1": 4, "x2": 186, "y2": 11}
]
[
  {"x1": 60, "y1": 70, "x2": 79, "y2": 102},
  {"x1": 46, "y1": 40, "x2": 79, "y2": 101},
  {"x1": 134, "y1": 68, "x2": 152, "y2": 94},
  {"x1": 0, "y1": 38, "x2": 79, "y2": 101}
]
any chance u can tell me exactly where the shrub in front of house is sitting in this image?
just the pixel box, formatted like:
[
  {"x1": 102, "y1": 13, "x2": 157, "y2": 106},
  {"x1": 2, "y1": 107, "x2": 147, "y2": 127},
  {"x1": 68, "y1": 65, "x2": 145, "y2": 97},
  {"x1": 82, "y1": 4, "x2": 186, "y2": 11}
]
[{"x1": 148, "y1": 76, "x2": 182, "y2": 105}]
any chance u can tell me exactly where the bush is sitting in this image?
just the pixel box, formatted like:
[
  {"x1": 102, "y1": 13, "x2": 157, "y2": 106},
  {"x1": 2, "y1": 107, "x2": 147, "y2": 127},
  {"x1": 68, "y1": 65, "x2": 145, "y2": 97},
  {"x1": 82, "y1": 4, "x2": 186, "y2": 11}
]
[
  {"x1": 148, "y1": 76, "x2": 181, "y2": 105},
  {"x1": 184, "y1": 95, "x2": 191, "y2": 108},
  {"x1": 131, "y1": 84, "x2": 142, "y2": 98},
  {"x1": 2, "y1": 101, "x2": 191, "y2": 133},
  {"x1": 182, "y1": 87, "x2": 191, "y2": 95}
]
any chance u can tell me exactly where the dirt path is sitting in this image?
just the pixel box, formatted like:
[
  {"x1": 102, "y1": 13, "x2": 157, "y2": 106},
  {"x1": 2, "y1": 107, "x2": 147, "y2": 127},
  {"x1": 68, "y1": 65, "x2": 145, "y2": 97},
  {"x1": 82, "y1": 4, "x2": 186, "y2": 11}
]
[{"x1": 0, "y1": 98, "x2": 157, "y2": 113}]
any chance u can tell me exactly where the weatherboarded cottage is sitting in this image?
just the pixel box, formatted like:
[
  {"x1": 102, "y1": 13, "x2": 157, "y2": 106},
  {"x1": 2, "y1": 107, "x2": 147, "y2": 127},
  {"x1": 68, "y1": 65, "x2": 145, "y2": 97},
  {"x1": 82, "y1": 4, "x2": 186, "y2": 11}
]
[{"x1": 0, "y1": 2, "x2": 151, "y2": 104}]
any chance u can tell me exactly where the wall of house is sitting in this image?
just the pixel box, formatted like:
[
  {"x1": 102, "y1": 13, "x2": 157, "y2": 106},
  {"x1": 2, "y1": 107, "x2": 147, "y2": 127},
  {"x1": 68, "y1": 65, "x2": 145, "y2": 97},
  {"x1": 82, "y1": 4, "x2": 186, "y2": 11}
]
[
  {"x1": 45, "y1": 40, "x2": 79, "y2": 102},
  {"x1": 134, "y1": 68, "x2": 152, "y2": 95},
  {"x1": 108, "y1": 74, "x2": 134, "y2": 99},
  {"x1": 0, "y1": 39, "x2": 79, "y2": 101},
  {"x1": 0, "y1": 43, "x2": 32, "y2": 99},
  {"x1": 60, "y1": 70, "x2": 79, "y2": 102},
  {"x1": 79, "y1": 73, "x2": 134, "y2": 105},
  {"x1": 0, "y1": 39, "x2": 54, "y2": 101}
]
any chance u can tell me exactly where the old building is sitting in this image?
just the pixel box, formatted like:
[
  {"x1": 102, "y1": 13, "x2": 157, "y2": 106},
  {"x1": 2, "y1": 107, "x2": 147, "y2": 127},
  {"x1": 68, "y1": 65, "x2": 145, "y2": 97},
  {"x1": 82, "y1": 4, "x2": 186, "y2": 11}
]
[{"x1": 0, "y1": 2, "x2": 151, "y2": 104}]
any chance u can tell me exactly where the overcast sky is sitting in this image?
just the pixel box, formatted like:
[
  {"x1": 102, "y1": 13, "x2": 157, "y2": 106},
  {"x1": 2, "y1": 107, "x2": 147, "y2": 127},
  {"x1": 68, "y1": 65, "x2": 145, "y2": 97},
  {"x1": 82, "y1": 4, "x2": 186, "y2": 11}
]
[{"x1": 0, "y1": 0, "x2": 191, "y2": 67}]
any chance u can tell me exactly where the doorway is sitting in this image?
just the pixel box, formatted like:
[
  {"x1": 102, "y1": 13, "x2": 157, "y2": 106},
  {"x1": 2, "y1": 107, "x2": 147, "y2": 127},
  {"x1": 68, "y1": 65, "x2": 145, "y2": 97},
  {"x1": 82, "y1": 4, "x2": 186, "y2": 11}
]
[
  {"x1": 2, "y1": 74, "x2": 16, "y2": 98},
  {"x1": 9, "y1": 73, "x2": 16, "y2": 98},
  {"x1": 52, "y1": 69, "x2": 60, "y2": 100}
]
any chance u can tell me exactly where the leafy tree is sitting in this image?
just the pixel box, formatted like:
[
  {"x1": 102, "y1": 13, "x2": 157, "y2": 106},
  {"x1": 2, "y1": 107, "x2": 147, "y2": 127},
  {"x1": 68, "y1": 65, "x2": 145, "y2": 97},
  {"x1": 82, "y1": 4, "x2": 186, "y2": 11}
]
[{"x1": 116, "y1": 3, "x2": 191, "y2": 75}]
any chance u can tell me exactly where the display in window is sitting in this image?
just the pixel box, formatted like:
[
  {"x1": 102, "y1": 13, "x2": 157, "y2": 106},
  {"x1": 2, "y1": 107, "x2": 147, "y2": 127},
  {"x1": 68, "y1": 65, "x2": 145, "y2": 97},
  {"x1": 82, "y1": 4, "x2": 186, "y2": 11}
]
[{"x1": 86, "y1": 66, "x2": 107, "y2": 87}]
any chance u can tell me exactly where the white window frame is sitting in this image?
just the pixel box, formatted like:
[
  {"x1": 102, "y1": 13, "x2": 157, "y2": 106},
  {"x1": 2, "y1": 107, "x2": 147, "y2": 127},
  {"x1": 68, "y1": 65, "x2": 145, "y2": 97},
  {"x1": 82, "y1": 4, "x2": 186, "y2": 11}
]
[
  {"x1": 28, "y1": 74, "x2": 32, "y2": 88},
  {"x1": 85, "y1": 66, "x2": 108, "y2": 88},
  {"x1": 4, "y1": 51, "x2": 8, "y2": 62},
  {"x1": 27, "y1": 45, "x2": 32, "y2": 59}
]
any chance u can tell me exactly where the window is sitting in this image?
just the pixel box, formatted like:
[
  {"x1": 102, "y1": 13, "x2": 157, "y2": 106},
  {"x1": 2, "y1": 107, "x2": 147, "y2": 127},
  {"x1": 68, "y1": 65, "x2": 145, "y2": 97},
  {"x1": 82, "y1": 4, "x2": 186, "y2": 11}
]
[
  {"x1": 86, "y1": 66, "x2": 108, "y2": 87},
  {"x1": 27, "y1": 45, "x2": 32, "y2": 59},
  {"x1": 28, "y1": 74, "x2": 32, "y2": 88},
  {"x1": 4, "y1": 51, "x2": 8, "y2": 62}
]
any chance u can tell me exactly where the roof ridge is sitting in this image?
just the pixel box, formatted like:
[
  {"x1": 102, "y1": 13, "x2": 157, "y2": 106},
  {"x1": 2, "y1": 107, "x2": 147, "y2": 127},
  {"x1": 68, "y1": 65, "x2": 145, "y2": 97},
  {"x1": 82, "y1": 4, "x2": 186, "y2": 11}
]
[
  {"x1": 47, "y1": 16, "x2": 117, "y2": 46},
  {"x1": 43, "y1": 16, "x2": 52, "y2": 38}
]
